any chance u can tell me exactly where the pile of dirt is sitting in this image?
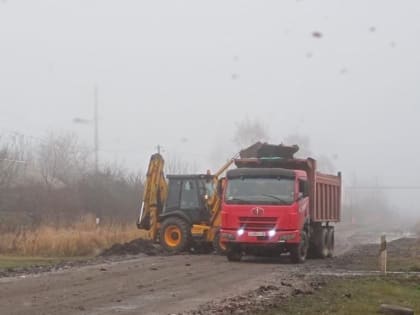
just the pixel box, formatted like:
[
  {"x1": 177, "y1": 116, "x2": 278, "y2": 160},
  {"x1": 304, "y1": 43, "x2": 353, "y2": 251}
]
[
  {"x1": 185, "y1": 278, "x2": 322, "y2": 315},
  {"x1": 100, "y1": 238, "x2": 164, "y2": 257}
]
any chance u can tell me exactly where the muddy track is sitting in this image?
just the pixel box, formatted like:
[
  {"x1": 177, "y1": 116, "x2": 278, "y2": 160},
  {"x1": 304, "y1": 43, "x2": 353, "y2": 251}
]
[{"x1": 0, "y1": 227, "x2": 397, "y2": 315}]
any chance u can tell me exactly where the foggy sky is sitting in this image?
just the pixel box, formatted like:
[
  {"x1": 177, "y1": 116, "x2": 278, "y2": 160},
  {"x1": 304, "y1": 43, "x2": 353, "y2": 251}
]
[{"x1": 1, "y1": 1, "x2": 419, "y2": 214}]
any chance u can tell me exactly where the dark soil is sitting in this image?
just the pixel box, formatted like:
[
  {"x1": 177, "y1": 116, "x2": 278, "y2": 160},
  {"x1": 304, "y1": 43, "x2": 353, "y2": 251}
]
[
  {"x1": 0, "y1": 258, "x2": 95, "y2": 278},
  {"x1": 100, "y1": 238, "x2": 164, "y2": 256},
  {"x1": 185, "y1": 277, "x2": 324, "y2": 315},
  {"x1": 0, "y1": 239, "x2": 165, "y2": 279}
]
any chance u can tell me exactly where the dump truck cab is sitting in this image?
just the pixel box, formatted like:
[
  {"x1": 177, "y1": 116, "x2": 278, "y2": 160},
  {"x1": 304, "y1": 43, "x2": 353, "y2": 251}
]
[{"x1": 220, "y1": 167, "x2": 310, "y2": 256}]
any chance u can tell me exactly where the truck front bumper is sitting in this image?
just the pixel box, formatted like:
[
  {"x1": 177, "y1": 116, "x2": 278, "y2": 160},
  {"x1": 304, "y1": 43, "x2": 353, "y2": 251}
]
[{"x1": 220, "y1": 229, "x2": 300, "y2": 244}]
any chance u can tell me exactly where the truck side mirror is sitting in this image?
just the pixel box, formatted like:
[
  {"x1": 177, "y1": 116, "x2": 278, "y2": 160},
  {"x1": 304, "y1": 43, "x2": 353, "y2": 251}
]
[
  {"x1": 299, "y1": 180, "x2": 309, "y2": 198},
  {"x1": 304, "y1": 182, "x2": 310, "y2": 197}
]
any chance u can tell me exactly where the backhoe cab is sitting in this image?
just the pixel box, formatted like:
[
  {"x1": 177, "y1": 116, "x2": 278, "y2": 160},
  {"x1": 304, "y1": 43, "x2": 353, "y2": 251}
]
[
  {"x1": 159, "y1": 174, "x2": 214, "y2": 252},
  {"x1": 137, "y1": 153, "x2": 231, "y2": 254}
]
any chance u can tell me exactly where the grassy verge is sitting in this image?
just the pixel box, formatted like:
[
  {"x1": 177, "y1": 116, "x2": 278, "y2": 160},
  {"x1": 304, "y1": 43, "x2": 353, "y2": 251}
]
[
  {"x1": 266, "y1": 276, "x2": 420, "y2": 315},
  {"x1": 382, "y1": 237, "x2": 420, "y2": 272},
  {"x1": 333, "y1": 237, "x2": 420, "y2": 272},
  {"x1": 388, "y1": 239, "x2": 420, "y2": 272},
  {"x1": 0, "y1": 216, "x2": 146, "y2": 257}
]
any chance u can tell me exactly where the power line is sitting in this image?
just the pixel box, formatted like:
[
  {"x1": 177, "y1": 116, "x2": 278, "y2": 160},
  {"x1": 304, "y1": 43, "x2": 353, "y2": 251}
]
[
  {"x1": 346, "y1": 186, "x2": 420, "y2": 190},
  {"x1": 0, "y1": 158, "x2": 27, "y2": 163}
]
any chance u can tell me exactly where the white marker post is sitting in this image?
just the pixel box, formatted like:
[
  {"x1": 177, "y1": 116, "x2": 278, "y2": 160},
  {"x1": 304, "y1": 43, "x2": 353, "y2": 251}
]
[{"x1": 379, "y1": 234, "x2": 387, "y2": 275}]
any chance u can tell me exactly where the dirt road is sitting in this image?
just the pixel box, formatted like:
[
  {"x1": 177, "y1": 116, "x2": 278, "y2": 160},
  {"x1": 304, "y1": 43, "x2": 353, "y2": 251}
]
[{"x1": 0, "y1": 228, "x2": 395, "y2": 315}]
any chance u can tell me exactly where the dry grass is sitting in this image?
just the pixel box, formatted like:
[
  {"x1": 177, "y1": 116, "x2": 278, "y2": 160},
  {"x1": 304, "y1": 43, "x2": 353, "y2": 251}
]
[{"x1": 0, "y1": 216, "x2": 144, "y2": 257}]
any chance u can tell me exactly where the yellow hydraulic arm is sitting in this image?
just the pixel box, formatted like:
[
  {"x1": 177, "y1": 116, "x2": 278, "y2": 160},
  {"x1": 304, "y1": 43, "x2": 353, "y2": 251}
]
[
  {"x1": 137, "y1": 153, "x2": 168, "y2": 241},
  {"x1": 192, "y1": 156, "x2": 237, "y2": 243}
]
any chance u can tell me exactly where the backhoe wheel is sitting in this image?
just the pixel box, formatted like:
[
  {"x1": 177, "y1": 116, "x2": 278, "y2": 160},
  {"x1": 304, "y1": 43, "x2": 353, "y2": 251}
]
[
  {"x1": 212, "y1": 231, "x2": 227, "y2": 255},
  {"x1": 327, "y1": 228, "x2": 335, "y2": 258},
  {"x1": 226, "y1": 246, "x2": 242, "y2": 262},
  {"x1": 159, "y1": 217, "x2": 190, "y2": 253},
  {"x1": 290, "y1": 230, "x2": 309, "y2": 264}
]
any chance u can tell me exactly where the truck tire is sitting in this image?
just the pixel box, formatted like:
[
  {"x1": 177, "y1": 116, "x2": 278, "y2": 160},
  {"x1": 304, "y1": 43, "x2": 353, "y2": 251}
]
[
  {"x1": 212, "y1": 230, "x2": 227, "y2": 255},
  {"x1": 316, "y1": 227, "x2": 329, "y2": 259},
  {"x1": 327, "y1": 227, "x2": 334, "y2": 257},
  {"x1": 290, "y1": 231, "x2": 308, "y2": 264},
  {"x1": 226, "y1": 246, "x2": 242, "y2": 262},
  {"x1": 159, "y1": 217, "x2": 191, "y2": 253}
]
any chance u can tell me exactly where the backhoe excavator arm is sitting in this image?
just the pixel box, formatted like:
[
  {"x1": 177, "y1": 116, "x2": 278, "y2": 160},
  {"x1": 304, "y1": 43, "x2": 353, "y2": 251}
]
[
  {"x1": 196, "y1": 156, "x2": 237, "y2": 244},
  {"x1": 137, "y1": 153, "x2": 168, "y2": 241}
]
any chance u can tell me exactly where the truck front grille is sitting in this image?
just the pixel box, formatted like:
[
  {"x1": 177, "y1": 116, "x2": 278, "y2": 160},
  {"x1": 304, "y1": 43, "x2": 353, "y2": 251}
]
[{"x1": 238, "y1": 217, "x2": 277, "y2": 231}]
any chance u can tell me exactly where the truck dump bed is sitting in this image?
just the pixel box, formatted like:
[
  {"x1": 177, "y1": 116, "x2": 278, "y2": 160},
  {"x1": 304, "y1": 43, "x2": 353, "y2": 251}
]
[
  {"x1": 234, "y1": 156, "x2": 341, "y2": 223},
  {"x1": 314, "y1": 172, "x2": 341, "y2": 222}
]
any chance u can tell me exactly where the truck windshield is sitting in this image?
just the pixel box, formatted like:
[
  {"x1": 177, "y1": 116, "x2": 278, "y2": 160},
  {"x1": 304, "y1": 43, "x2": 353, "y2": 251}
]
[{"x1": 225, "y1": 177, "x2": 295, "y2": 205}]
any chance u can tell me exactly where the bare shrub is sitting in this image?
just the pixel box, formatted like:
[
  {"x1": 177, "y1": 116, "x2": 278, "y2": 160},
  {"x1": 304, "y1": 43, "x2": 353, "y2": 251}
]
[
  {"x1": 414, "y1": 221, "x2": 420, "y2": 236},
  {"x1": 165, "y1": 154, "x2": 197, "y2": 174},
  {"x1": 0, "y1": 133, "x2": 30, "y2": 191},
  {"x1": 78, "y1": 165, "x2": 143, "y2": 223},
  {"x1": 233, "y1": 118, "x2": 269, "y2": 148},
  {"x1": 284, "y1": 133, "x2": 336, "y2": 173},
  {"x1": 0, "y1": 132, "x2": 143, "y2": 231},
  {"x1": 37, "y1": 132, "x2": 90, "y2": 188}
]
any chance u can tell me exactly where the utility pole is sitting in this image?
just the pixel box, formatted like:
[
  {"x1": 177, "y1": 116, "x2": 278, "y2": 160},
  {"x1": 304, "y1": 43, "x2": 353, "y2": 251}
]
[
  {"x1": 94, "y1": 86, "x2": 99, "y2": 173},
  {"x1": 94, "y1": 86, "x2": 100, "y2": 223}
]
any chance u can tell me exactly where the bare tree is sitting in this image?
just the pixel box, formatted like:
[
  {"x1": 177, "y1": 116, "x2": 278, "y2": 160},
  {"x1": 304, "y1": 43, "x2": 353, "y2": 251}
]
[
  {"x1": 283, "y1": 133, "x2": 312, "y2": 157},
  {"x1": 284, "y1": 133, "x2": 335, "y2": 173},
  {"x1": 165, "y1": 154, "x2": 197, "y2": 174},
  {"x1": 233, "y1": 118, "x2": 269, "y2": 148},
  {"x1": 37, "y1": 132, "x2": 90, "y2": 188},
  {"x1": 0, "y1": 134, "x2": 28, "y2": 190}
]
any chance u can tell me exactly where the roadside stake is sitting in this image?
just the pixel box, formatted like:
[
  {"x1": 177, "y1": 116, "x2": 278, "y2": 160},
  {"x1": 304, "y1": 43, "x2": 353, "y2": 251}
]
[{"x1": 379, "y1": 235, "x2": 387, "y2": 275}]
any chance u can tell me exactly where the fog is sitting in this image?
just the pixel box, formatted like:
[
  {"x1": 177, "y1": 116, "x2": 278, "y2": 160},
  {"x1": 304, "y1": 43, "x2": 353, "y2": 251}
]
[{"x1": 1, "y1": 1, "x2": 419, "y2": 218}]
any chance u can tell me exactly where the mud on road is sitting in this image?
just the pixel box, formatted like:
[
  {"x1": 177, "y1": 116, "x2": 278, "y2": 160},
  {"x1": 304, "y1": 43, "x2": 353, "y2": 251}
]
[{"x1": 0, "y1": 227, "x2": 412, "y2": 315}]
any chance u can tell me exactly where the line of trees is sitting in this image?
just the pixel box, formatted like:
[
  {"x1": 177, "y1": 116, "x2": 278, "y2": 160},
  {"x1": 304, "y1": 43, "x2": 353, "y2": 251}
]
[{"x1": 0, "y1": 132, "x2": 143, "y2": 231}]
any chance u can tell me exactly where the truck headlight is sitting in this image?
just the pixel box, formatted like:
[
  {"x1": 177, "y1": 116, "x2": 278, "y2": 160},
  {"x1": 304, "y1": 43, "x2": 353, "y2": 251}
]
[
  {"x1": 237, "y1": 228, "x2": 245, "y2": 236},
  {"x1": 268, "y1": 229, "x2": 276, "y2": 237}
]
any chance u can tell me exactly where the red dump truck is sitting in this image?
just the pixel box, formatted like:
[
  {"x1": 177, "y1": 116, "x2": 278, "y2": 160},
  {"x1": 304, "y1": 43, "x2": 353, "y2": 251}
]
[{"x1": 220, "y1": 143, "x2": 342, "y2": 263}]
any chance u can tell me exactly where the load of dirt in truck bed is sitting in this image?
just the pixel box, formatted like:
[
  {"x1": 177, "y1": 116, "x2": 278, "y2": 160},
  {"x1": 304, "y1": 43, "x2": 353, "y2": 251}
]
[
  {"x1": 100, "y1": 238, "x2": 164, "y2": 257},
  {"x1": 240, "y1": 142, "x2": 299, "y2": 159}
]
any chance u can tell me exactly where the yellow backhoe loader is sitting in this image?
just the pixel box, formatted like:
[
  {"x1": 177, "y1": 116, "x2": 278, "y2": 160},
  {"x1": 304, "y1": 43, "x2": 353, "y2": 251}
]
[{"x1": 137, "y1": 153, "x2": 234, "y2": 253}]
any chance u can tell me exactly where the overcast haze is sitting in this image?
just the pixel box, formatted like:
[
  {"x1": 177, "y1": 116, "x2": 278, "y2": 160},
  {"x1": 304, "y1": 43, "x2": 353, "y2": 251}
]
[{"x1": 1, "y1": 1, "x2": 419, "y2": 215}]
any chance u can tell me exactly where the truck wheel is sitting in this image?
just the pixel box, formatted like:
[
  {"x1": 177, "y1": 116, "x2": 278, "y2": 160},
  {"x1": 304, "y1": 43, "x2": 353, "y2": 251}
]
[
  {"x1": 316, "y1": 227, "x2": 329, "y2": 259},
  {"x1": 159, "y1": 217, "x2": 190, "y2": 253},
  {"x1": 290, "y1": 231, "x2": 308, "y2": 264},
  {"x1": 212, "y1": 231, "x2": 227, "y2": 255},
  {"x1": 327, "y1": 228, "x2": 335, "y2": 258},
  {"x1": 226, "y1": 246, "x2": 242, "y2": 262}
]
